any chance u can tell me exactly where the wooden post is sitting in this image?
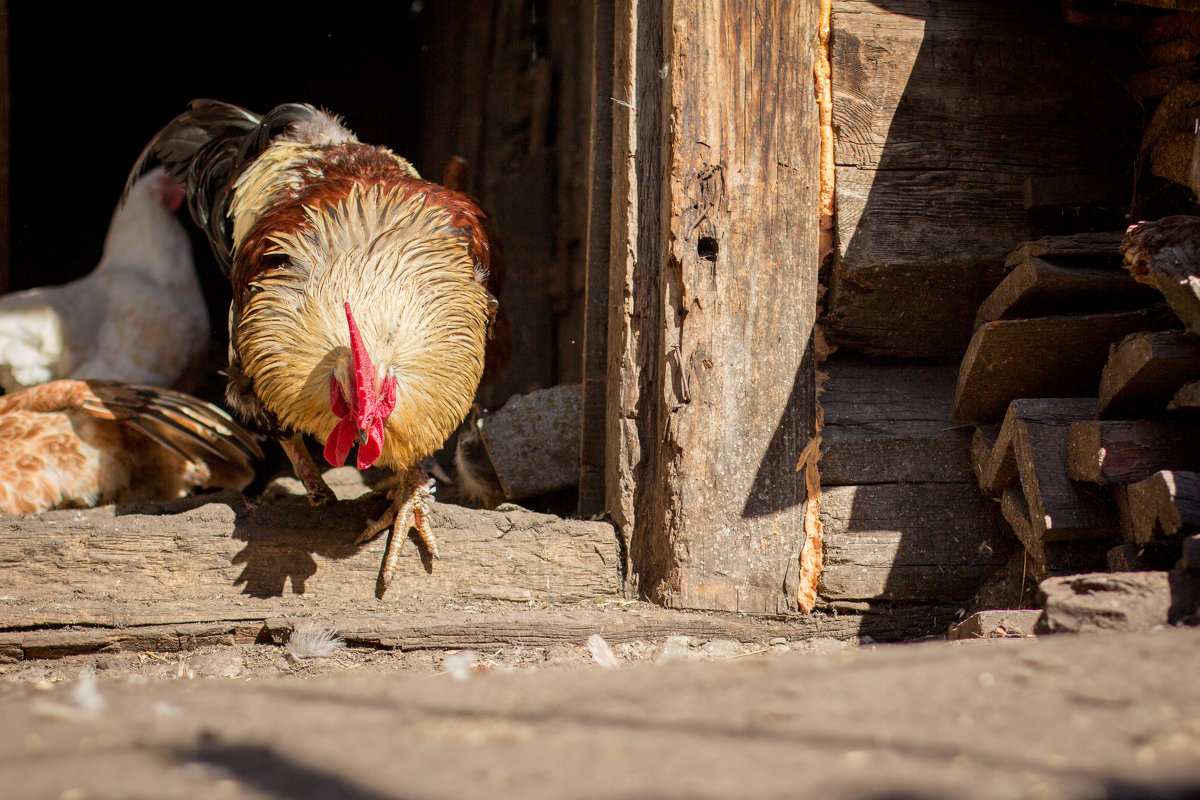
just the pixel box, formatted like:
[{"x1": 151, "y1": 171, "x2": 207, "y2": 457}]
[
  {"x1": 579, "y1": 0, "x2": 616, "y2": 518},
  {"x1": 605, "y1": 1, "x2": 821, "y2": 613}
]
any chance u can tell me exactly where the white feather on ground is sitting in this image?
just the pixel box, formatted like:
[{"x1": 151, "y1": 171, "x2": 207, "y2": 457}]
[
  {"x1": 0, "y1": 167, "x2": 207, "y2": 392},
  {"x1": 286, "y1": 621, "x2": 346, "y2": 659},
  {"x1": 586, "y1": 633, "x2": 620, "y2": 669}
]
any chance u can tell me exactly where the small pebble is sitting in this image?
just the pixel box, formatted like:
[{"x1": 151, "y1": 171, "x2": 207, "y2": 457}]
[{"x1": 699, "y1": 639, "x2": 741, "y2": 659}]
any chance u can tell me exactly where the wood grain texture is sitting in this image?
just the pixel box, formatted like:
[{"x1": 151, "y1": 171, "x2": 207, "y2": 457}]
[
  {"x1": 827, "y1": 0, "x2": 1140, "y2": 358},
  {"x1": 0, "y1": 479, "x2": 621, "y2": 628},
  {"x1": 1116, "y1": 469, "x2": 1200, "y2": 545},
  {"x1": 819, "y1": 483, "x2": 1012, "y2": 602},
  {"x1": 820, "y1": 356, "x2": 972, "y2": 485},
  {"x1": 417, "y1": 0, "x2": 592, "y2": 402},
  {"x1": 604, "y1": 0, "x2": 661, "y2": 582},
  {"x1": 972, "y1": 399, "x2": 1098, "y2": 495},
  {"x1": 953, "y1": 307, "x2": 1170, "y2": 423},
  {"x1": 1122, "y1": 215, "x2": 1200, "y2": 337},
  {"x1": 1068, "y1": 420, "x2": 1200, "y2": 484},
  {"x1": 1015, "y1": 416, "x2": 1118, "y2": 542},
  {"x1": 999, "y1": 488, "x2": 1109, "y2": 576},
  {"x1": 614, "y1": 1, "x2": 821, "y2": 614},
  {"x1": 579, "y1": 0, "x2": 616, "y2": 517},
  {"x1": 973, "y1": 257, "x2": 1160, "y2": 329},
  {"x1": 1098, "y1": 330, "x2": 1200, "y2": 416}
]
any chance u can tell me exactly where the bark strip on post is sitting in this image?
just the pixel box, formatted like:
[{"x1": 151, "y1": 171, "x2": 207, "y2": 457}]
[{"x1": 608, "y1": 1, "x2": 821, "y2": 614}]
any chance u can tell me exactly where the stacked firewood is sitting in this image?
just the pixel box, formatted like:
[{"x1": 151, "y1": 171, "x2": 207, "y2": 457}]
[{"x1": 955, "y1": 221, "x2": 1200, "y2": 591}]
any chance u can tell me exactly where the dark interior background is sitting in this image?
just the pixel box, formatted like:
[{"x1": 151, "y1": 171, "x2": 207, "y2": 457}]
[{"x1": 6, "y1": 1, "x2": 593, "y2": 404}]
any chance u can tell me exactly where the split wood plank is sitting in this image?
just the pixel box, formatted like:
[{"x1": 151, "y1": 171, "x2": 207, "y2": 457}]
[
  {"x1": 973, "y1": 256, "x2": 1160, "y2": 330},
  {"x1": 1013, "y1": 409, "x2": 1118, "y2": 542},
  {"x1": 971, "y1": 398, "x2": 1098, "y2": 496},
  {"x1": 999, "y1": 488, "x2": 1108, "y2": 576},
  {"x1": 970, "y1": 424, "x2": 1005, "y2": 491},
  {"x1": 819, "y1": 483, "x2": 1012, "y2": 603},
  {"x1": 1003, "y1": 231, "x2": 1125, "y2": 269},
  {"x1": 952, "y1": 307, "x2": 1170, "y2": 423},
  {"x1": 1115, "y1": 470, "x2": 1200, "y2": 545},
  {"x1": 820, "y1": 357, "x2": 972, "y2": 485},
  {"x1": 1098, "y1": 330, "x2": 1200, "y2": 416},
  {"x1": 828, "y1": 1, "x2": 1140, "y2": 357},
  {"x1": 1122, "y1": 215, "x2": 1200, "y2": 336},
  {"x1": 1068, "y1": 420, "x2": 1200, "y2": 484},
  {"x1": 1170, "y1": 379, "x2": 1200, "y2": 409}
]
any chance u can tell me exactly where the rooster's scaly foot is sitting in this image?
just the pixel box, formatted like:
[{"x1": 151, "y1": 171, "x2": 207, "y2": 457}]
[{"x1": 360, "y1": 468, "x2": 438, "y2": 598}]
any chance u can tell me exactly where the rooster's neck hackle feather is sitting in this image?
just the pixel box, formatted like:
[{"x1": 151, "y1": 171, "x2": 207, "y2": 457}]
[{"x1": 236, "y1": 183, "x2": 490, "y2": 471}]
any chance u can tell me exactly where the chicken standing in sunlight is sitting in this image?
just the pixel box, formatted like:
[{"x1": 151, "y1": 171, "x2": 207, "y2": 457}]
[{"x1": 126, "y1": 100, "x2": 497, "y2": 596}]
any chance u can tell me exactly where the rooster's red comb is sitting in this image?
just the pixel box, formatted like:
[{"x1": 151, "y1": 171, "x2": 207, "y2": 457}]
[{"x1": 344, "y1": 301, "x2": 375, "y2": 418}]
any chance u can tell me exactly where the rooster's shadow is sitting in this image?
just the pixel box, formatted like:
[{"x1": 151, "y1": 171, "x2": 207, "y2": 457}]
[{"x1": 228, "y1": 492, "x2": 394, "y2": 597}]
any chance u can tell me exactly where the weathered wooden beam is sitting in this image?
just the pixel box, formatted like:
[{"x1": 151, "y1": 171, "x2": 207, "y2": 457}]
[
  {"x1": 1004, "y1": 231, "x2": 1124, "y2": 268},
  {"x1": 1013, "y1": 409, "x2": 1118, "y2": 542},
  {"x1": 610, "y1": 1, "x2": 820, "y2": 614},
  {"x1": 820, "y1": 357, "x2": 971, "y2": 485},
  {"x1": 952, "y1": 307, "x2": 1169, "y2": 422},
  {"x1": 819, "y1": 483, "x2": 1012, "y2": 603},
  {"x1": 1122, "y1": 215, "x2": 1200, "y2": 335},
  {"x1": 1021, "y1": 174, "x2": 1131, "y2": 213},
  {"x1": 973, "y1": 256, "x2": 1159, "y2": 329},
  {"x1": 1068, "y1": 420, "x2": 1200, "y2": 484},
  {"x1": 1098, "y1": 330, "x2": 1200, "y2": 416},
  {"x1": 1115, "y1": 469, "x2": 1200, "y2": 545},
  {"x1": 972, "y1": 398, "x2": 1097, "y2": 495},
  {"x1": 1170, "y1": 379, "x2": 1200, "y2": 409},
  {"x1": 999, "y1": 487, "x2": 1110, "y2": 576},
  {"x1": 0, "y1": 473, "x2": 621, "y2": 628},
  {"x1": 827, "y1": 2, "x2": 1140, "y2": 358}
]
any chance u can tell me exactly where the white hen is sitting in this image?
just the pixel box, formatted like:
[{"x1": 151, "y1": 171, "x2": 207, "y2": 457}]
[{"x1": 0, "y1": 168, "x2": 207, "y2": 392}]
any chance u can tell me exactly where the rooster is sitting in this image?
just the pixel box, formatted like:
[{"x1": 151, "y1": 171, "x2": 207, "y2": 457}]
[
  {"x1": 0, "y1": 168, "x2": 207, "y2": 392},
  {"x1": 126, "y1": 100, "x2": 496, "y2": 596},
  {"x1": 0, "y1": 380, "x2": 262, "y2": 514}
]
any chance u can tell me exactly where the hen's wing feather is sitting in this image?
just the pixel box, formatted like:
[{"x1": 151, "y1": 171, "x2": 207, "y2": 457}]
[{"x1": 81, "y1": 382, "x2": 264, "y2": 478}]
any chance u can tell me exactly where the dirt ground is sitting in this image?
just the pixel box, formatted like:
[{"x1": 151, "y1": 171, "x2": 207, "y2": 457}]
[{"x1": 5, "y1": 625, "x2": 1200, "y2": 799}]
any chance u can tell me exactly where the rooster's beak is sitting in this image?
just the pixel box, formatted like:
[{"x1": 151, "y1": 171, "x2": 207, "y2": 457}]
[{"x1": 356, "y1": 428, "x2": 370, "y2": 446}]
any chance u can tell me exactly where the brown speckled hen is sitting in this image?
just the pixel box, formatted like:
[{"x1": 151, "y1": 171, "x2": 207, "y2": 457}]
[
  {"x1": 126, "y1": 100, "x2": 497, "y2": 596},
  {"x1": 0, "y1": 380, "x2": 261, "y2": 513}
]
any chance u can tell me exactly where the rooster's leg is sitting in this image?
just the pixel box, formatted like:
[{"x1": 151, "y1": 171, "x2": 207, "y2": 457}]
[
  {"x1": 279, "y1": 433, "x2": 337, "y2": 506},
  {"x1": 356, "y1": 466, "x2": 438, "y2": 597}
]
